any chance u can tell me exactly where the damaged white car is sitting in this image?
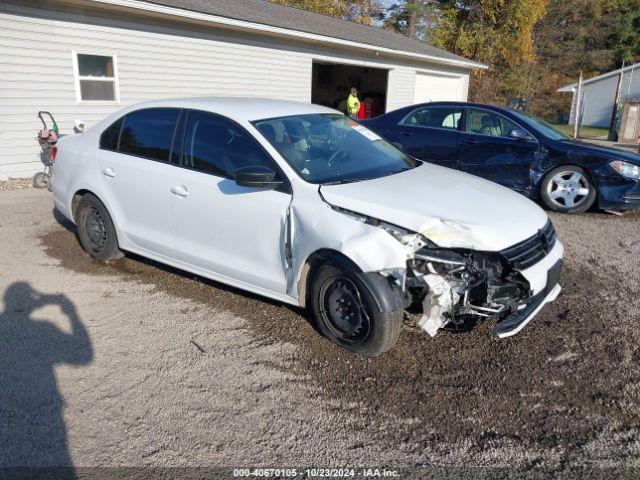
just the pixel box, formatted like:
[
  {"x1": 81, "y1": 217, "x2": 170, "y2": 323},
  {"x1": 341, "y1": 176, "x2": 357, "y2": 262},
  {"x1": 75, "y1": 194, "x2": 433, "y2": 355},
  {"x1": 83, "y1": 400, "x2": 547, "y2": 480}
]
[{"x1": 52, "y1": 98, "x2": 563, "y2": 357}]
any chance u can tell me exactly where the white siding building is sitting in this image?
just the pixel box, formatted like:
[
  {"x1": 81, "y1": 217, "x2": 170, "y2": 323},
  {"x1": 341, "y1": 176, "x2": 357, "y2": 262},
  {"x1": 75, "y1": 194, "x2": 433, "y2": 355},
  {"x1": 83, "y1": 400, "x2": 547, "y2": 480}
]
[
  {"x1": 0, "y1": 0, "x2": 484, "y2": 180},
  {"x1": 559, "y1": 63, "x2": 640, "y2": 128}
]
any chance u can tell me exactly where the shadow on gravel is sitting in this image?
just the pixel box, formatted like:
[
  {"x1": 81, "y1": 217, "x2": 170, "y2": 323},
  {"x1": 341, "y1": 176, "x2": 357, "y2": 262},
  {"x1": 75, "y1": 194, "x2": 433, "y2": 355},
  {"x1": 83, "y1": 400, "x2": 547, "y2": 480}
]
[
  {"x1": 40, "y1": 217, "x2": 640, "y2": 470},
  {"x1": 0, "y1": 281, "x2": 92, "y2": 478},
  {"x1": 52, "y1": 208, "x2": 76, "y2": 233}
]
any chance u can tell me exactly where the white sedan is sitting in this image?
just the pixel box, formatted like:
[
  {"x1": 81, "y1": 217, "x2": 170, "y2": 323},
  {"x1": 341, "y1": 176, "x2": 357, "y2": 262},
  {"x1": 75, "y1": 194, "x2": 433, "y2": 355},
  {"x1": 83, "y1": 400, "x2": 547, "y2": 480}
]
[{"x1": 52, "y1": 98, "x2": 563, "y2": 356}]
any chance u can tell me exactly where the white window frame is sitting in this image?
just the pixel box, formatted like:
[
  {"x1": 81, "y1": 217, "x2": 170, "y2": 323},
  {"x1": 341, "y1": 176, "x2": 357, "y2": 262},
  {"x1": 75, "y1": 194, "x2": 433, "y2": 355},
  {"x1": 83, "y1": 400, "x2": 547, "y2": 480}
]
[{"x1": 72, "y1": 50, "x2": 120, "y2": 104}]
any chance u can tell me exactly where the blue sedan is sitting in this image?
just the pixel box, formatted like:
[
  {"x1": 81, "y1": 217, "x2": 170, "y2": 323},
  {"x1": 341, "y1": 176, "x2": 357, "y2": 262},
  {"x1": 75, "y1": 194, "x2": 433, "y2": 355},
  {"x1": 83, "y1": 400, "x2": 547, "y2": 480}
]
[{"x1": 363, "y1": 102, "x2": 640, "y2": 214}]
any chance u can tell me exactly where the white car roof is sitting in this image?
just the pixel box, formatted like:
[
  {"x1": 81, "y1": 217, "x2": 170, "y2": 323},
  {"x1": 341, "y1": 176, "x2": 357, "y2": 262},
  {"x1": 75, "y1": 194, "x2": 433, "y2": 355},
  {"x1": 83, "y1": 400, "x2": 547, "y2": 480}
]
[{"x1": 121, "y1": 97, "x2": 339, "y2": 122}]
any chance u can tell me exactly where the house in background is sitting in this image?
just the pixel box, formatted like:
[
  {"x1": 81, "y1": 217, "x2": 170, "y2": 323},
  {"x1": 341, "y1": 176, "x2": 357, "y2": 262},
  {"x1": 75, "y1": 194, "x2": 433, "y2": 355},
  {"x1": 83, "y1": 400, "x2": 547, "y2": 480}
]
[
  {"x1": 559, "y1": 63, "x2": 640, "y2": 128},
  {"x1": 0, "y1": 0, "x2": 485, "y2": 180}
]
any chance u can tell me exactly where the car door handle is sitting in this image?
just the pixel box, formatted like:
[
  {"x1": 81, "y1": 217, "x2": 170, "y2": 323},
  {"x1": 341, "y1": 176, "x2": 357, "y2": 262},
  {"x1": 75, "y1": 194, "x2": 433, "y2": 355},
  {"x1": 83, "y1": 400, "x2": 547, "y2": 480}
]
[
  {"x1": 400, "y1": 131, "x2": 413, "y2": 136},
  {"x1": 102, "y1": 167, "x2": 116, "y2": 178},
  {"x1": 170, "y1": 185, "x2": 189, "y2": 198},
  {"x1": 461, "y1": 138, "x2": 479, "y2": 145}
]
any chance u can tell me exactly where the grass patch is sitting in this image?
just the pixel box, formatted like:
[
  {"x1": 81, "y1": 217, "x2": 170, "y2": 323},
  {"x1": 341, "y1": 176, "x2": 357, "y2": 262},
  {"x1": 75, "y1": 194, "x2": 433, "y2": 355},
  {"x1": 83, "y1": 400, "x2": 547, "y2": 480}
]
[{"x1": 549, "y1": 123, "x2": 609, "y2": 139}]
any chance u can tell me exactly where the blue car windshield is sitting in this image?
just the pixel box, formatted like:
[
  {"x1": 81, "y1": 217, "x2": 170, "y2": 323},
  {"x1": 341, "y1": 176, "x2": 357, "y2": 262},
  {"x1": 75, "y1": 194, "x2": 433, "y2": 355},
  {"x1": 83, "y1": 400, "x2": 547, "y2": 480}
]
[
  {"x1": 509, "y1": 110, "x2": 570, "y2": 141},
  {"x1": 252, "y1": 113, "x2": 419, "y2": 184}
]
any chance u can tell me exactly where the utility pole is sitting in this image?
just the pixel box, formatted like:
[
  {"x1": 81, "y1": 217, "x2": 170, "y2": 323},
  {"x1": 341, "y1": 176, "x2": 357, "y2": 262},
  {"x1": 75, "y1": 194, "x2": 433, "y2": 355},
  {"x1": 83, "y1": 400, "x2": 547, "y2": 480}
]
[
  {"x1": 626, "y1": 63, "x2": 635, "y2": 99},
  {"x1": 573, "y1": 72, "x2": 583, "y2": 139},
  {"x1": 607, "y1": 67, "x2": 625, "y2": 141}
]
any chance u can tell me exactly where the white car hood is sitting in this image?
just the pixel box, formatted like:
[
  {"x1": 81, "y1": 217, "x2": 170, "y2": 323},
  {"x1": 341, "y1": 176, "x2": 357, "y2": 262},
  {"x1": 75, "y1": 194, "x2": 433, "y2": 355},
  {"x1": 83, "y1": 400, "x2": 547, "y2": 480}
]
[{"x1": 320, "y1": 163, "x2": 549, "y2": 252}]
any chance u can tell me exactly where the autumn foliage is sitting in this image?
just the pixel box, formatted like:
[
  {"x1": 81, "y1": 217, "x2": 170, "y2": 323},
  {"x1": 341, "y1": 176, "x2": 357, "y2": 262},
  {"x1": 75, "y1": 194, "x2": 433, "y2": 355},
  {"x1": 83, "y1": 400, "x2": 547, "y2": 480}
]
[{"x1": 271, "y1": 0, "x2": 640, "y2": 121}]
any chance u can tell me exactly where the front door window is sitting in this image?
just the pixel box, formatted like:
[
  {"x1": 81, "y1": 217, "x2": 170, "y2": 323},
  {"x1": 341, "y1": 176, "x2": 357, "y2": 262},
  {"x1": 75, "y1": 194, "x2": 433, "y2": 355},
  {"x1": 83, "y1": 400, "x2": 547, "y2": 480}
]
[{"x1": 466, "y1": 109, "x2": 518, "y2": 138}]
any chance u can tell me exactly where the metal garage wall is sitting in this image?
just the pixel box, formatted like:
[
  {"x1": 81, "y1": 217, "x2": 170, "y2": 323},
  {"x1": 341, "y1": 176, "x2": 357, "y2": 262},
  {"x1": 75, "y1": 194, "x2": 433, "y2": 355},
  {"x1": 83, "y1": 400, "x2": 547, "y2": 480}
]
[
  {"x1": 580, "y1": 75, "x2": 622, "y2": 128},
  {"x1": 569, "y1": 67, "x2": 640, "y2": 127}
]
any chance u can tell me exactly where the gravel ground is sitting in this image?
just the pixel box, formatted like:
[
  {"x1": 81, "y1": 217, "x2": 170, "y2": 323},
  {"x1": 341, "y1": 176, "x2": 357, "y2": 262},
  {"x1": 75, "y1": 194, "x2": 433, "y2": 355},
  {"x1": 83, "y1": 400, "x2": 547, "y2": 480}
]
[
  {"x1": 0, "y1": 178, "x2": 33, "y2": 191},
  {"x1": 1, "y1": 188, "x2": 639, "y2": 479}
]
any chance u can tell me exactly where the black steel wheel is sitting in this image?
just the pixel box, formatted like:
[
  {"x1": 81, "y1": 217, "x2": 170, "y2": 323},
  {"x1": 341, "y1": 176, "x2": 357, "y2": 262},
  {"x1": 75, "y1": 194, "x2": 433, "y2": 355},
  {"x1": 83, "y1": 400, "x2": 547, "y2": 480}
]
[
  {"x1": 319, "y1": 277, "x2": 371, "y2": 345},
  {"x1": 83, "y1": 206, "x2": 108, "y2": 252},
  {"x1": 76, "y1": 193, "x2": 122, "y2": 262},
  {"x1": 311, "y1": 261, "x2": 402, "y2": 357}
]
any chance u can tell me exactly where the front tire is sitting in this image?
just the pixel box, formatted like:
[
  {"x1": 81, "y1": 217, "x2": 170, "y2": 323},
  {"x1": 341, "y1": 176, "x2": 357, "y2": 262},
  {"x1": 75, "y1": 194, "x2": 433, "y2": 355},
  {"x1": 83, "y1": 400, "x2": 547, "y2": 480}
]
[
  {"x1": 541, "y1": 165, "x2": 596, "y2": 214},
  {"x1": 310, "y1": 262, "x2": 402, "y2": 357},
  {"x1": 75, "y1": 194, "x2": 122, "y2": 262}
]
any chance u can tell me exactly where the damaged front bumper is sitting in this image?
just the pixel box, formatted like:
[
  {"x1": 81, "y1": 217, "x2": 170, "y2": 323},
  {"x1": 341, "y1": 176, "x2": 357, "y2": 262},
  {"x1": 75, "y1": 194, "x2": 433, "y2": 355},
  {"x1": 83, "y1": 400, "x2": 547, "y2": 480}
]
[
  {"x1": 491, "y1": 259, "x2": 562, "y2": 338},
  {"x1": 491, "y1": 280, "x2": 561, "y2": 338},
  {"x1": 404, "y1": 221, "x2": 564, "y2": 338},
  {"x1": 599, "y1": 180, "x2": 640, "y2": 213}
]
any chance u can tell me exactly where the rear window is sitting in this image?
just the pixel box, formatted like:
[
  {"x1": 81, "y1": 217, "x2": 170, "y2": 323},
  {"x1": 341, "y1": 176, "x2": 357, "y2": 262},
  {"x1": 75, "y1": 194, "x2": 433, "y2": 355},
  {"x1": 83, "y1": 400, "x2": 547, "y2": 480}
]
[
  {"x1": 119, "y1": 108, "x2": 180, "y2": 162},
  {"x1": 403, "y1": 106, "x2": 463, "y2": 130},
  {"x1": 99, "y1": 117, "x2": 123, "y2": 151}
]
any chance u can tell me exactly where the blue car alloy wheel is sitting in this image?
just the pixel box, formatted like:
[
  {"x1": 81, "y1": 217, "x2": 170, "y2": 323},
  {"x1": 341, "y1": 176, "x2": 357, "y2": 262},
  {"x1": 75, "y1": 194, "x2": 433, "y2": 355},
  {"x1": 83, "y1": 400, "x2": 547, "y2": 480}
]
[{"x1": 541, "y1": 166, "x2": 597, "y2": 214}]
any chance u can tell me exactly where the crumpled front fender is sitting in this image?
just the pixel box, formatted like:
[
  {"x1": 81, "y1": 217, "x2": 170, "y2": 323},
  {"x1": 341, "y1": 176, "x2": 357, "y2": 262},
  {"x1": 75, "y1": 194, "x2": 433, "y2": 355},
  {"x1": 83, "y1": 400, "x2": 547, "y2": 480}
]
[{"x1": 287, "y1": 199, "x2": 409, "y2": 305}]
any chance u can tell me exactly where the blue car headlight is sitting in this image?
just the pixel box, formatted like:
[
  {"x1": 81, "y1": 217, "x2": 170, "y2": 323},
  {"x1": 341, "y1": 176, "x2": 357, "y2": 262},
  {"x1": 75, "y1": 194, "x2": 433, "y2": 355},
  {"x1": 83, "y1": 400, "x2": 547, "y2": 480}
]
[{"x1": 610, "y1": 160, "x2": 640, "y2": 180}]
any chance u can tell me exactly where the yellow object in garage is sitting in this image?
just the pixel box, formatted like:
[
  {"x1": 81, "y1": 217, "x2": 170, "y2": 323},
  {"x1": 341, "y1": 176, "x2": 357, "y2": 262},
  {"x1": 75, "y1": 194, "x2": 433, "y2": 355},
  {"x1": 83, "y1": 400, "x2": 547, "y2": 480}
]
[{"x1": 347, "y1": 88, "x2": 360, "y2": 116}]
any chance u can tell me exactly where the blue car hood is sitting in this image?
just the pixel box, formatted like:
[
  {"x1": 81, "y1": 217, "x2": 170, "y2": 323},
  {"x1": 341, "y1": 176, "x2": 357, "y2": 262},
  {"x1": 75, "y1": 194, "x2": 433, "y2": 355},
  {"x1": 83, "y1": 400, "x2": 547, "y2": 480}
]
[{"x1": 557, "y1": 140, "x2": 640, "y2": 164}]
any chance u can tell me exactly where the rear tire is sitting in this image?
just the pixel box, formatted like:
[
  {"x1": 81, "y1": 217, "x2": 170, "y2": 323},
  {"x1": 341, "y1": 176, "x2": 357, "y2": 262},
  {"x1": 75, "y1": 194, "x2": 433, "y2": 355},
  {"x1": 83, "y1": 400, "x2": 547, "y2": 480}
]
[
  {"x1": 310, "y1": 262, "x2": 402, "y2": 357},
  {"x1": 75, "y1": 194, "x2": 122, "y2": 262},
  {"x1": 540, "y1": 165, "x2": 596, "y2": 214}
]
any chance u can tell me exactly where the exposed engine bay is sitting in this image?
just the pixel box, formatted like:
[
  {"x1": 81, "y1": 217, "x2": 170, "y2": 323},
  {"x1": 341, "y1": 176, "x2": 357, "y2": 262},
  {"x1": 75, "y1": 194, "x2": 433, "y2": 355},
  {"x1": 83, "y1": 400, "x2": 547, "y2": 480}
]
[
  {"x1": 327, "y1": 204, "x2": 559, "y2": 338},
  {"x1": 405, "y1": 247, "x2": 532, "y2": 336}
]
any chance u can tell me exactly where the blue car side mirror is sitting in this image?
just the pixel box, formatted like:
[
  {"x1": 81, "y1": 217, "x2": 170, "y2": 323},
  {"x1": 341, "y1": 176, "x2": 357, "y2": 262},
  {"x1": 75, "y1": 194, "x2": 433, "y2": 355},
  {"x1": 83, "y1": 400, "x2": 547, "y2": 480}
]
[{"x1": 509, "y1": 128, "x2": 534, "y2": 141}]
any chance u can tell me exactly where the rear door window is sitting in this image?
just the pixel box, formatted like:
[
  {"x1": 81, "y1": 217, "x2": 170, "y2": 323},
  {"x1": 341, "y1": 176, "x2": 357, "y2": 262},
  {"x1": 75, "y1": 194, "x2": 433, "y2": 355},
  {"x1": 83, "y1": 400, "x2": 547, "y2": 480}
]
[
  {"x1": 119, "y1": 108, "x2": 180, "y2": 162},
  {"x1": 99, "y1": 117, "x2": 123, "y2": 151},
  {"x1": 403, "y1": 106, "x2": 463, "y2": 130}
]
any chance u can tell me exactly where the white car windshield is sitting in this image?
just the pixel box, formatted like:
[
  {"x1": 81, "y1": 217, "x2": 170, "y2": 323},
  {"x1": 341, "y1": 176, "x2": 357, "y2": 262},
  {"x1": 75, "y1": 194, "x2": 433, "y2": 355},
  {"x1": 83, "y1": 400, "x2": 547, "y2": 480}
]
[{"x1": 253, "y1": 113, "x2": 419, "y2": 184}]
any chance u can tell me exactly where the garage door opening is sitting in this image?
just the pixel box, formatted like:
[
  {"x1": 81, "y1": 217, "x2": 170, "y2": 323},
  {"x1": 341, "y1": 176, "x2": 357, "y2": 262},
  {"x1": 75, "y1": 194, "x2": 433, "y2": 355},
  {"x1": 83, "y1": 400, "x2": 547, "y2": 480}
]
[{"x1": 311, "y1": 62, "x2": 388, "y2": 119}]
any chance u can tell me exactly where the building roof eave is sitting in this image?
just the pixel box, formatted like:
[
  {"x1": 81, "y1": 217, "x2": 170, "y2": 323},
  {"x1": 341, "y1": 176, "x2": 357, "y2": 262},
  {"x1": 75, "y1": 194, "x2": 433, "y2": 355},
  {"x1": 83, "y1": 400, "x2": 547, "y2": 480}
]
[
  {"x1": 558, "y1": 62, "x2": 640, "y2": 92},
  {"x1": 86, "y1": 0, "x2": 487, "y2": 70}
]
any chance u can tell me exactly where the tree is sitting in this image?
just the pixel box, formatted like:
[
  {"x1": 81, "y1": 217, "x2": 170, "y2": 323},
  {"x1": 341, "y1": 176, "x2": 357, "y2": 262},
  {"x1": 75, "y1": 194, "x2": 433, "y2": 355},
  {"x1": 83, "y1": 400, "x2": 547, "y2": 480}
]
[
  {"x1": 527, "y1": 0, "x2": 640, "y2": 119},
  {"x1": 606, "y1": 0, "x2": 640, "y2": 64},
  {"x1": 272, "y1": 0, "x2": 640, "y2": 121},
  {"x1": 269, "y1": 0, "x2": 383, "y2": 25},
  {"x1": 429, "y1": 0, "x2": 549, "y2": 103},
  {"x1": 526, "y1": 0, "x2": 611, "y2": 119},
  {"x1": 383, "y1": 1, "x2": 437, "y2": 40}
]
